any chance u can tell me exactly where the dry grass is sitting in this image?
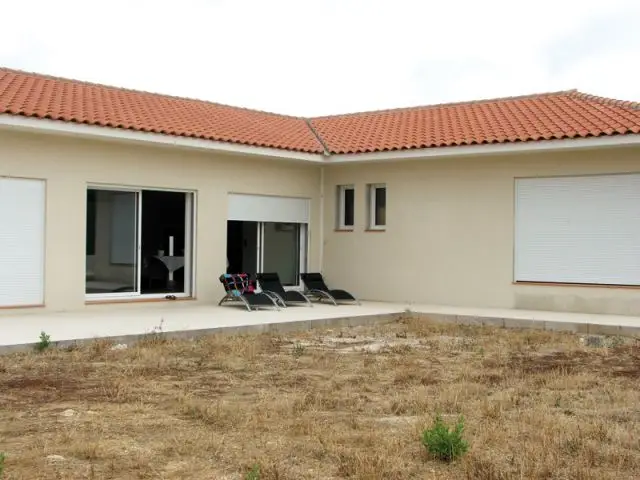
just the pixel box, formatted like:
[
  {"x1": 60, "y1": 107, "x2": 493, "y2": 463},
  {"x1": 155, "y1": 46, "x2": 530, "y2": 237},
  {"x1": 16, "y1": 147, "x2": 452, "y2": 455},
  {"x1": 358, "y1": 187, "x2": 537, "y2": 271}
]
[{"x1": 1, "y1": 317, "x2": 639, "y2": 479}]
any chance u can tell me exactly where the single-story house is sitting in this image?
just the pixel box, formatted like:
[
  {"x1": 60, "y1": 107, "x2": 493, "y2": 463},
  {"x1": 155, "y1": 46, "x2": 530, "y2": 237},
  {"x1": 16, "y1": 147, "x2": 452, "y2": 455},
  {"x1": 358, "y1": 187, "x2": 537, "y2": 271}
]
[{"x1": 0, "y1": 67, "x2": 639, "y2": 315}]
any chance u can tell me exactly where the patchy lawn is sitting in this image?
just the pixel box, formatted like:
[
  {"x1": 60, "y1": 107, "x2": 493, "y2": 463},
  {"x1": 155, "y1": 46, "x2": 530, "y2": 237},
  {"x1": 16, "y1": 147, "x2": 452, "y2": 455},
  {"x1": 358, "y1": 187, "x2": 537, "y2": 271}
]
[{"x1": 0, "y1": 317, "x2": 639, "y2": 479}]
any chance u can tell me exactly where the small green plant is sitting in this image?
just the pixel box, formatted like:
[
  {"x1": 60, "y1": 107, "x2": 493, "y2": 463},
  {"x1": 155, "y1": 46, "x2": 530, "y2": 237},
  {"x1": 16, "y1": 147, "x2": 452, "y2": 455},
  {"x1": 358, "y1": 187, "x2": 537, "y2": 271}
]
[
  {"x1": 421, "y1": 414, "x2": 469, "y2": 462},
  {"x1": 607, "y1": 335, "x2": 624, "y2": 348},
  {"x1": 245, "y1": 464, "x2": 260, "y2": 480},
  {"x1": 292, "y1": 342, "x2": 305, "y2": 358},
  {"x1": 36, "y1": 331, "x2": 51, "y2": 352},
  {"x1": 0, "y1": 451, "x2": 6, "y2": 478}
]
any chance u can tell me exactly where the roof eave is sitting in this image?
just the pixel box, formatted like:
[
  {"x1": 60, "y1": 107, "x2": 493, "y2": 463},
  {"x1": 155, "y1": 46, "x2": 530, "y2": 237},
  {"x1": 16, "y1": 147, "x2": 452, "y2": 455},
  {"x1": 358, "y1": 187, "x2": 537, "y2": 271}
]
[
  {"x1": 0, "y1": 114, "x2": 327, "y2": 163},
  {"x1": 328, "y1": 134, "x2": 640, "y2": 163},
  {"x1": 1, "y1": 113, "x2": 638, "y2": 166}
]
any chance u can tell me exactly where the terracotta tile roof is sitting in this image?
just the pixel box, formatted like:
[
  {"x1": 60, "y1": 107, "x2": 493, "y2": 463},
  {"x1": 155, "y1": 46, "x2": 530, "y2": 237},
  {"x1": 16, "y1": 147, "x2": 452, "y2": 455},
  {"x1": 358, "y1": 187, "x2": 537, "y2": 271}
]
[
  {"x1": 0, "y1": 68, "x2": 324, "y2": 153},
  {"x1": 310, "y1": 90, "x2": 640, "y2": 154},
  {"x1": 0, "y1": 67, "x2": 639, "y2": 156}
]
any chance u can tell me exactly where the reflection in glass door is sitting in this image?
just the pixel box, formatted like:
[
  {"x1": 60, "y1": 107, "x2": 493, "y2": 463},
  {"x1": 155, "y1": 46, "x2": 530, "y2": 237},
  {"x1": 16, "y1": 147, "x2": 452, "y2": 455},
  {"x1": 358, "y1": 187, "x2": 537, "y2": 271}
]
[
  {"x1": 85, "y1": 189, "x2": 139, "y2": 295},
  {"x1": 261, "y1": 222, "x2": 305, "y2": 286}
]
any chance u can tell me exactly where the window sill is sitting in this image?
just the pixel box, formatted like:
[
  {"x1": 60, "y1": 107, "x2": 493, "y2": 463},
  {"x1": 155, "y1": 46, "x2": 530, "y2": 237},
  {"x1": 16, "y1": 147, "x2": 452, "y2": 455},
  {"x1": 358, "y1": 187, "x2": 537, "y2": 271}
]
[
  {"x1": 334, "y1": 228, "x2": 354, "y2": 232},
  {"x1": 513, "y1": 281, "x2": 640, "y2": 290},
  {"x1": 0, "y1": 303, "x2": 44, "y2": 310},
  {"x1": 365, "y1": 228, "x2": 386, "y2": 232},
  {"x1": 86, "y1": 296, "x2": 195, "y2": 305}
]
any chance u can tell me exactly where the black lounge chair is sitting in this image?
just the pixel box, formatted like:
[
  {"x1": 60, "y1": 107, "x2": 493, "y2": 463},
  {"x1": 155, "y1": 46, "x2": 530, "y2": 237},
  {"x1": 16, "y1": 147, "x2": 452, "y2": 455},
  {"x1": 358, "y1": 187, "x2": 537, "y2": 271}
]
[
  {"x1": 218, "y1": 273, "x2": 280, "y2": 311},
  {"x1": 300, "y1": 272, "x2": 359, "y2": 305},
  {"x1": 256, "y1": 272, "x2": 313, "y2": 307}
]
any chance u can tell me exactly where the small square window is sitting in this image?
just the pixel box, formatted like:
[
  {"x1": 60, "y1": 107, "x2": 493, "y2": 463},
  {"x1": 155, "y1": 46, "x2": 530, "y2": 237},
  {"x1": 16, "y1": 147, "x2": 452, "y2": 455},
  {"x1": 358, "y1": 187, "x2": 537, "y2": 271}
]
[
  {"x1": 337, "y1": 185, "x2": 354, "y2": 229},
  {"x1": 367, "y1": 184, "x2": 386, "y2": 229}
]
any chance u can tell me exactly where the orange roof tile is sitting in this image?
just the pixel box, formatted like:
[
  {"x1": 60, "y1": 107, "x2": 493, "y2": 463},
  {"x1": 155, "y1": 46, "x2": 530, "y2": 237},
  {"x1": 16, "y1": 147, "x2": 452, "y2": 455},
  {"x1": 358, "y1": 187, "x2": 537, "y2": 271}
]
[
  {"x1": 1, "y1": 67, "x2": 639, "y2": 156},
  {"x1": 0, "y1": 68, "x2": 324, "y2": 153},
  {"x1": 310, "y1": 91, "x2": 640, "y2": 154}
]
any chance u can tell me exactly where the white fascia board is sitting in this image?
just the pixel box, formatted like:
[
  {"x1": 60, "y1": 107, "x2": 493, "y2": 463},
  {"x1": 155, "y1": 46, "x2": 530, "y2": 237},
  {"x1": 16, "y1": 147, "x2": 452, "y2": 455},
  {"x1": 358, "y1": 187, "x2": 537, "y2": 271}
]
[
  {"x1": 0, "y1": 114, "x2": 326, "y2": 163},
  {"x1": 329, "y1": 134, "x2": 640, "y2": 163},
  {"x1": 2, "y1": 113, "x2": 638, "y2": 165}
]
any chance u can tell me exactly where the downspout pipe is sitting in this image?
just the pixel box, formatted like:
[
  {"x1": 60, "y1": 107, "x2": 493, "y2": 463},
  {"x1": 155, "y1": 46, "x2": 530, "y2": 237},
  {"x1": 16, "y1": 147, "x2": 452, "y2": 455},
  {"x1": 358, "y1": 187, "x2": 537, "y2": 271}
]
[
  {"x1": 319, "y1": 166, "x2": 325, "y2": 271},
  {"x1": 304, "y1": 119, "x2": 331, "y2": 272}
]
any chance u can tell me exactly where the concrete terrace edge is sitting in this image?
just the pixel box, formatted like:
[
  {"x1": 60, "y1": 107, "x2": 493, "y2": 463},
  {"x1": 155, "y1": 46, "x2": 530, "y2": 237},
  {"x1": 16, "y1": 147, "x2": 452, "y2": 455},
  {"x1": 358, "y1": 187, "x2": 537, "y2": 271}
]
[
  {"x1": 416, "y1": 312, "x2": 640, "y2": 337},
  {"x1": 0, "y1": 312, "x2": 405, "y2": 354},
  {"x1": 2, "y1": 309, "x2": 639, "y2": 355}
]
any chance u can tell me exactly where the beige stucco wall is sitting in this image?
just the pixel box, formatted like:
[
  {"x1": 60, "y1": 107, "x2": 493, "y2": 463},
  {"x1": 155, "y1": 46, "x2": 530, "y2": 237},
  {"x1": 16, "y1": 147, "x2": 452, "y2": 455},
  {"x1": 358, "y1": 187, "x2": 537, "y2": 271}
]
[
  {"x1": 322, "y1": 146, "x2": 640, "y2": 316},
  {"x1": 0, "y1": 129, "x2": 321, "y2": 312},
  {"x1": 2, "y1": 126, "x2": 639, "y2": 316}
]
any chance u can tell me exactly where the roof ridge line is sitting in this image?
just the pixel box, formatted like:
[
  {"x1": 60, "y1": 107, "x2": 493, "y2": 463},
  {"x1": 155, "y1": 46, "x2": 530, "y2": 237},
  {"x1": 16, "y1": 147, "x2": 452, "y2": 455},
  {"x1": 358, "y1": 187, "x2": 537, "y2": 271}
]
[
  {"x1": 0, "y1": 66, "x2": 303, "y2": 120},
  {"x1": 304, "y1": 119, "x2": 331, "y2": 156},
  {"x1": 568, "y1": 90, "x2": 640, "y2": 111},
  {"x1": 310, "y1": 89, "x2": 580, "y2": 119}
]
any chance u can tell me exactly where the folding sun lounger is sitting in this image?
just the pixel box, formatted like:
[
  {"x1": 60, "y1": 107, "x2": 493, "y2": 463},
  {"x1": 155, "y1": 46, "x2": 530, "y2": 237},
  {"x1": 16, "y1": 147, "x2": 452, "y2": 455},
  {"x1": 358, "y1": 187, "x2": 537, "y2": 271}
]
[
  {"x1": 300, "y1": 272, "x2": 359, "y2": 305},
  {"x1": 218, "y1": 273, "x2": 280, "y2": 311},
  {"x1": 256, "y1": 272, "x2": 313, "y2": 307}
]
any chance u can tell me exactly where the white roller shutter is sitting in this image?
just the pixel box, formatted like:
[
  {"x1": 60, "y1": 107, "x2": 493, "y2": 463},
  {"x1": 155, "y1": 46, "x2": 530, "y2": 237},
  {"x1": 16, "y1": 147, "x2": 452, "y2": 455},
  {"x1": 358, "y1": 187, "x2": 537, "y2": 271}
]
[
  {"x1": 228, "y1": 194, "x2": 310, "y2": 223},
  {"x1": 0, "y1": 178, "x2": 45, "y2": 306},
  {"x1": 515, "y1": 173, "x2": 640, "y2": 285}
]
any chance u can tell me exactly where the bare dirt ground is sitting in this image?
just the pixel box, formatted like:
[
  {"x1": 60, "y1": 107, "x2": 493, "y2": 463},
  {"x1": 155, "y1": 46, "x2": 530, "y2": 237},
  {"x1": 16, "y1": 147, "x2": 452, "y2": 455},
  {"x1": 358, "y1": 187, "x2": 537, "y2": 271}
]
[{"x1": 1, "y1": 317, "x2": 639, "y2": 479}]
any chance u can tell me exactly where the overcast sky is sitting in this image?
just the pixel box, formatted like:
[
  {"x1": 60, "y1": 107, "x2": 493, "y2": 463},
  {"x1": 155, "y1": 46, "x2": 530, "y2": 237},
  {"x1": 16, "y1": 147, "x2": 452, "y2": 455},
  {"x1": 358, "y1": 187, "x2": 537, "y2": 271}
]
[{"x1": 1, "y1": 0, "x2": 638, "y2": 116}]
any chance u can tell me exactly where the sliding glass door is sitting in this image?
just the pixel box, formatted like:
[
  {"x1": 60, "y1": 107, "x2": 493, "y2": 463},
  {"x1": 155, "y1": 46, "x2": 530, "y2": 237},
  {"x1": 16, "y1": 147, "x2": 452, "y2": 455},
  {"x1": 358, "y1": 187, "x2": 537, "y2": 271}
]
[
  {"x1": 86, "y1": 187, "x2": 194, "y2": 299},
  {"x1": 226, "y1": 221, "x2": 307, "y2": 287},
  {"x1": 225, "y1": 194, "x2": 309, "y2": 287},
  {"x1": 85, "y1": 189, "x2": 139, "y2": 296},
  {"x1": 140, "y1": 190, "x2": 191, "y2": 295},
  {"x1": 261, "y1": 222, "x2": 304, "y2": 286}
]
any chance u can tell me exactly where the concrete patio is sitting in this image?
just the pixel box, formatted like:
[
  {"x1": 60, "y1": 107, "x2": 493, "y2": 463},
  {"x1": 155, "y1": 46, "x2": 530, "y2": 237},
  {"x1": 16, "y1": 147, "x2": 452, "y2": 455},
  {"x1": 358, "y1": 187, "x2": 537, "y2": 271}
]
[{"x1": 1, "y1": 300, "x2": 639, "y2": 353}]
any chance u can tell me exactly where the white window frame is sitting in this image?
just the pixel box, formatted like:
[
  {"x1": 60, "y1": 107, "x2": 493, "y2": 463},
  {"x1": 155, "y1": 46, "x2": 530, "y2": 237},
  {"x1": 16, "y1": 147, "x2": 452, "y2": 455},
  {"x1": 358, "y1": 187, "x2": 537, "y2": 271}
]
[
  {"x1": 336, "y1": 185, "x2": 355, "y2": 230},
  {"x1": 367, "y1": 183, "x2": 387, "y2": 230},
  {"x1": 85, "y1": 184, "x2": 196, "y2": 301}
]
